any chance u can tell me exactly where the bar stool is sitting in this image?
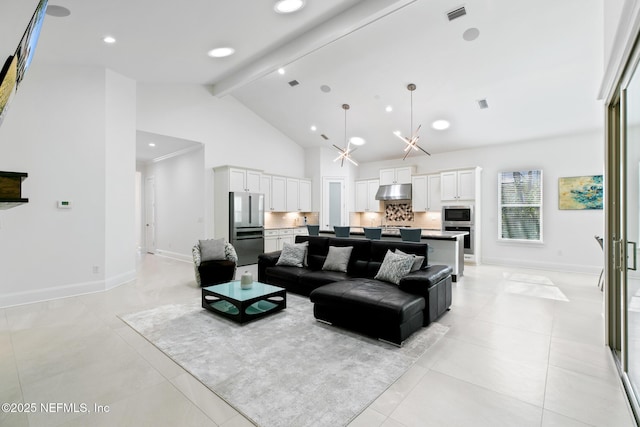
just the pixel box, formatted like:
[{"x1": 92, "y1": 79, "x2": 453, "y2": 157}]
[
  {"x1": 595, "y1": 235, "x2": 604, "y2": 291},
  {"x1": 400, "y1": 228, "x2": 422, "y2": 242},
  {"x1": 334, "y1": 226, "x2": 350, "y2": 237},
  {"x1": 363, "y1": 227, "x2": 382, "y2": 240},
  {"x1": 307, "y1": 225, "x2": 320, "y2": 236}
]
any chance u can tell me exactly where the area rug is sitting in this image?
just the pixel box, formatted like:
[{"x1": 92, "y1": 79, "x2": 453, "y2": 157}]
[{"x1": 120, "y1": 294, "x2": 448, "y2": 427}]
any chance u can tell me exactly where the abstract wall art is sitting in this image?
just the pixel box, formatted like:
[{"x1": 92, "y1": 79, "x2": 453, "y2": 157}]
[{"x1": 558, "y1": 175, "x2": 603, "y2": 210}]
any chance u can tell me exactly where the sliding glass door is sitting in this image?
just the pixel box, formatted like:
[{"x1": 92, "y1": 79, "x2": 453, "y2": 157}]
[
  {"x1": 620, "y1": 57, "x2": 640, "y2": 412},
  {"x1": 608, "y1": 41, "x2": 640, "y2": 422}
]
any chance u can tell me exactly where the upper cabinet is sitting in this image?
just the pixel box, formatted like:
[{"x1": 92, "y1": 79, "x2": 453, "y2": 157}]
[
  {"x1": 379, "y1": 166, "x2": 414, "y2": 185},
  {"x1": 355, "y1": 179, "x2": 381, "y2": 212},
  {"x1": 286, "y1": 178, "x2": 312, "y2": 212},
  {"x1": 411, "y1": 174, "x2": 442, "y2": 212},
  {"x1": 440, "y1": 168, "x2": 478, "y2": 201},
  {"x1": 228, "y1": 167, "x2": 261, "y2": 193},
  {"x1": 263, "y1": 175, "x2": 286, "y2": 212}
]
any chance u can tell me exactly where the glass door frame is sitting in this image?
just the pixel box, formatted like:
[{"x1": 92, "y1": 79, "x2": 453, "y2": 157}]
[{"x1": 607, "y1": 35, "x2": 640, "y2": 423}]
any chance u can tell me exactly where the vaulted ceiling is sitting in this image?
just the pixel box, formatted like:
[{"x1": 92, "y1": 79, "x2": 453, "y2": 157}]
[{"x1": 1, "y1": 0, "x2": 604, "y2": 163}]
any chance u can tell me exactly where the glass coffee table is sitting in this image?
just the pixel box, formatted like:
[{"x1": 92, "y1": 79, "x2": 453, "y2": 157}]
[{"x1": 201, "y1": 281, "x2": 286, "y2": 324}]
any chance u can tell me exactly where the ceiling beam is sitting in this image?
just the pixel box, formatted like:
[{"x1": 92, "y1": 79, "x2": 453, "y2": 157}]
[{"x1": 209, "y1": 0, "x2": 417, "y2": 97}]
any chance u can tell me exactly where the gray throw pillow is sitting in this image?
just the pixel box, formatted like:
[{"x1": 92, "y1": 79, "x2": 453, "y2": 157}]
[
  {"x1": 375, "y1": 250, "x2": 415, "y2": 285},
  {"x1": 276, "y1": 242, "x2": 308, "y2": 267},
  {"x1": 199, "y1": 238, "x2": 226, "y2": 261},
  {"x1": 396, "y1": 249, "x2": 425, "y2": 272},
  {"x1": 322, "y1": 246, "x2": 353, "y2": 273}
]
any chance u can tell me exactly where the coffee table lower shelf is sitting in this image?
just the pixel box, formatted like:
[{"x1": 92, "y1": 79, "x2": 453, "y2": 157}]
[{"x1": 202, "y1": 281, "x2": 286, "y2": 324}]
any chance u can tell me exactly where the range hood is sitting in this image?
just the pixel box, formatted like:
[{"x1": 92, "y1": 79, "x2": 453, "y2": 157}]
[{"x1": 375, "y1": 183, "x2": 412, "y2": 201}]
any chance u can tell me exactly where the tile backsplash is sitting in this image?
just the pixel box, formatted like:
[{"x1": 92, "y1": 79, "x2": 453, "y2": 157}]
[
  {"x1": 386, "y1": 203, "x2": 414, "y2": 222},
  {"x1": 351, "y1": 203, "x2": 442, "y2": 230},
  {"x1": 265, "y1": 211, "x2": 318, "y2": 228}
]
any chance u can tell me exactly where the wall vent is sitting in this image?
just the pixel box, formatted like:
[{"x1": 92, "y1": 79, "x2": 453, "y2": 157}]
[
  {"x1": 320, "y1": 134, "x2": 329, "y2": 140},
  {"x1": 477, "y1": 98, "x2": 489, "y2": 109},
  {"x1": 447, "y1": 6, "x2": 466, "y2": 21},
  {"x1": 288, "y1": 80, "x2": 299, "y2": 87}
]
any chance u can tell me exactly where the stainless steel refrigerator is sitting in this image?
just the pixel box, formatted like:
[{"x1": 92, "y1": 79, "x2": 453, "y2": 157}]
[{"x1": 229, "y1": 192, "x2": 264, "y2": 266}]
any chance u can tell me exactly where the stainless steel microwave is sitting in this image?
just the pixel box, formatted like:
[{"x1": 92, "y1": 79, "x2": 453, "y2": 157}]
[{"x1": 442, "y1": 205, "x2": 473, "y2": 224}]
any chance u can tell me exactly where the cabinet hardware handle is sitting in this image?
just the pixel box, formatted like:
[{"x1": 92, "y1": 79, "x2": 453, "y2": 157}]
[{"x1": 629, "y1": 241, "x2": 638, "y2": 271}]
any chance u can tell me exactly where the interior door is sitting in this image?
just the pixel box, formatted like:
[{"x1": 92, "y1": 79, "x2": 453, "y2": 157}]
[
  {"x1": 144, "y1": 176, "x2": 156, "y2": 254},
  {"x1": 322, "y1": 177, "x2": 346, "y2": 230}
]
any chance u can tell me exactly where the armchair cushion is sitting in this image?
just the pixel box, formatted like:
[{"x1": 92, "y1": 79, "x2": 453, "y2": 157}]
[{"x1": 199, "y1": 238, "x2": 226, "y2": 261}]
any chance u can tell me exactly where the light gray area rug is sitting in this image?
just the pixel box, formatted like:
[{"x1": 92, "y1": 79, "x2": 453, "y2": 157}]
[{"x1": 120, "y1": 294, "x2": 448, "y2": 427}]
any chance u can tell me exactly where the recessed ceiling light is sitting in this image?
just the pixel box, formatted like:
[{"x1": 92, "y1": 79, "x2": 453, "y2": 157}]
[
  {"x1": 463, "y1": 27, "x2": 480, "y2": 42},
  {"x1": 148, "y1": 143, "x2": 156, "y2": 147},
  {"x1": 46, "y1": 5, "x2": 71, "y2": 17},
  {"x1": 432, "y1": 120, "x2": 450, "y2": 130},
  {"x1": 393, "y1": 130, "x2": 402, "y2": 136},
  {"x1": 310, "y1": 125, "x2": 317, "y2": 132},
  {"x1": 274, "y1": 0, "x2": 305, "y2": 14},
  {"x1": 207, "y1": 47, "x2": 235, "y2": 58},
  {"x1": 350, "y1": 137, "x2": 366, "y2": 146},
  {"x1": 320, "y1": 85, "x2": 331, "y2": 93},
  {"x1": 385, "y1": 105, "x2": 393, "y2": 112},
  {"x1": 103, "y1": 36, "x2": 116, "y2": 44},
  {"x1": 277, "y1": 68, "x2": 285, "y2": 75}
]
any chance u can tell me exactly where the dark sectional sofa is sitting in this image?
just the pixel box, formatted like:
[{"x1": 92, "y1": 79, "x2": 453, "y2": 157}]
[{"x1": 258, "y1": 235, "x2": 452, "y2": 345}]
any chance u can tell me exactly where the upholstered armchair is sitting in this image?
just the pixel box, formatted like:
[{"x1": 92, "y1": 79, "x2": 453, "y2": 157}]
[{"x1": 192, "y1": 240, "x2": 238, "y2": 287}]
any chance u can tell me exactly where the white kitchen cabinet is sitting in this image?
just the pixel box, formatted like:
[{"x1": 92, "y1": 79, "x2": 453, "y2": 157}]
[
  {"x1": 261, "y1": 175, "x2": 271, "y2": 210},
  {"x1": 264, "y1": 228, "x2": 294, "y2": 251},
  {"x1": 286, "y1": 178, "x2": 312, "y2": 212},
  {"x1": 298, "y1": 179, "x2": 312, "y2": 211},
  {"x1": 428, "y1": 174, "x2": 442, "y2": 212},
  {"x1": 411, "y1": 175, "x2": 427, "y2": 211},
  {"x1": 412, "y1": 174, "x2": 442, "y2": 212},
  {"x1": 354, "y1": 179, "x2": 381, "y2": 212},
  {"x1": 379, "y1": 166, "x2": 414, "y2": 185},
  {"x1": 270, "y1": 176, "x2": 287, "y2": 211},
  {"x1": 228, "y1": 167, "x2": 261, "y2": 193},
  {"x1": 441, "y1": 169, "x2": 476, "y2": 201}
]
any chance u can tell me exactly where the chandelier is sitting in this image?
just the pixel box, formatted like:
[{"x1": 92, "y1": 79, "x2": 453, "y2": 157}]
[
  {"x1": 394, "y1": 83, "x2": 430, "y2": 159},
  {"x1": 333, "y1": 103, "x2": 358, "y2": 167}
]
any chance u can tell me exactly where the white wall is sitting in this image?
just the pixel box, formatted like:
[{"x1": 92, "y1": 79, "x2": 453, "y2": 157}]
[
  {"x1": 105, "y1": 70, "x2": 137, "y2": 288},
  {"x1": 144, "y1": 147, "x2": 205, "y2": 260},
  {"x1": 0, "y1": 65, "x2": 137, "y2": 307},
  {"x1": 136, "y1": 84, "x2": 307, "y2": 238},
  {"x1": 358, "y1": 131, "x2": 605, "y2": 273}
]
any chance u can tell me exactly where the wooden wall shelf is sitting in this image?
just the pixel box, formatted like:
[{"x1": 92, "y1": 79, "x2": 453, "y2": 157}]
[{"x1": 0, "y1": 171, "x2": 28, "y2": 210}]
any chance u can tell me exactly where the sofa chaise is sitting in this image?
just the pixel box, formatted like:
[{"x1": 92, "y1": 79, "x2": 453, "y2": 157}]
[{"x1": 258, "y1": 235, "x2": 452, "y2": 345}]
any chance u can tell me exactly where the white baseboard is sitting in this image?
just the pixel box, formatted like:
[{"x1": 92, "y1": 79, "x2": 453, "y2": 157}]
[
  {"x1": 155, "y1": 249, "x2": 193, "y2": 263},
  {"x1": 0, "y1": 270, "x2": 137, "y2": 308},
  {"x1": 105, "y1": 269, "x2": 136, "y2": 290},
  {"x1": 481, "y1": 257, "x2": 601, "y2": 275}
]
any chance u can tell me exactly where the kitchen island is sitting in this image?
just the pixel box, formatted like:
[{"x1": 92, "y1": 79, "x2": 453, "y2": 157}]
[{"x1": 319, "y1": 228, "x2": 467, "y2": 281}]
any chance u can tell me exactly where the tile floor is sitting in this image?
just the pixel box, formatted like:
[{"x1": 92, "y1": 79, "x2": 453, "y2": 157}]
[{"x1": 0, "y1": 254, "x2": 636, "y2": 427}]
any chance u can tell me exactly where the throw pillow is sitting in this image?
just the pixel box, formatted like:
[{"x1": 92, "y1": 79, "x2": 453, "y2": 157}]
[
  {"x1": 276, "y1": 241, "x2": 308, "y2": 267},
  {"x1": 396, "y1": 249, "x2": 425, "y2": 272},
  {"x1": 375, "y1": 249, "x2": 415, "y2": 285},
  {"x1": 199, "y1": 238, "x2": 226, "y2": 261},
  {"x1": 322, "y1": 246, "x2": 353, "y2": 273}
]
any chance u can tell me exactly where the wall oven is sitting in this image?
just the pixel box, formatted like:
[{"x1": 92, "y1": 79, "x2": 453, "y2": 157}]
[{"x1": 442, "y1": 205, "x2": 474, "y2": 255}]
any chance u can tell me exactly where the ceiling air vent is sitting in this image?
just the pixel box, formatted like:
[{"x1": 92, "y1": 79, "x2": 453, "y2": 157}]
[
  {"x1": 447, "y1": 6, "x2": 466, "y2": 21},
  {"x1": 477, "y1": 98, "x2": 489, "y2": 109},
  {"x1": 288, "y1": 80, "x2": 299, "y2": 87},
  {"x1": 320, "y1": 134, "x2": 329, "y2": 140}
]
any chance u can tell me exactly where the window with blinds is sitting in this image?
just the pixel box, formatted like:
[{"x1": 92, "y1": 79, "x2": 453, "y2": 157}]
[{"x1": 498, "y1": 170, "x2": 543, "y2": 242}]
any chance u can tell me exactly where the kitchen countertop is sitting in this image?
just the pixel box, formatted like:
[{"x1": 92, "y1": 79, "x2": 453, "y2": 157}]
[{"x1": 319, "y1": 227, "x2": 467, "y2": 241}]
